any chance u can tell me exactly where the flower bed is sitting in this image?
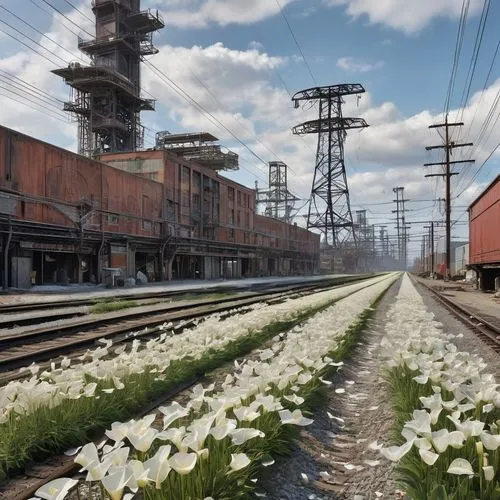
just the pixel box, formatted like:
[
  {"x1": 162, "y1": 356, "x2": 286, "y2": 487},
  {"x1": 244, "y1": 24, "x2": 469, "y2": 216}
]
[
  {"x1": 0, "y1": 275, "x2": 394, "y2": 480},
  {"x1": 35, "y1": 274, "x2": 399, "y2": 500},
  {"x1": 376, "y1": 274, "x2": 500, "y2": 499}
]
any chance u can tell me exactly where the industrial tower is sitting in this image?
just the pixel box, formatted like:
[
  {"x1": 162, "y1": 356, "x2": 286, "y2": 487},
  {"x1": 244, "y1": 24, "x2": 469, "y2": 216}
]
[
  {"x1": 291, "y1": 85, "x2": 368, "y2": 266},
  {"x1": 53, "y1": 0, "x2": 164, "y2": 156},
  {"x1": 256, "y1": 162, "x2": 299, "y2": 223}
]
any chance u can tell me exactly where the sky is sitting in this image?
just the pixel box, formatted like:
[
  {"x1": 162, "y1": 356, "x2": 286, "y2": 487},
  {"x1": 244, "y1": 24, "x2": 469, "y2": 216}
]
[{"x1": 0, "y1": 0, "x2": 499, "y2": 265}]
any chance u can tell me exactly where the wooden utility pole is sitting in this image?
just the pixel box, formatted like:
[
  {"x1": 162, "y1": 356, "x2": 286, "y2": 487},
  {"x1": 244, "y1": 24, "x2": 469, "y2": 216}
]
[
  {"x1": 424, "y1": 118, "x2": 475, "y2": 279},
  {"x1": 424, "y1": 222, "x2": 435, "y2": 276}
]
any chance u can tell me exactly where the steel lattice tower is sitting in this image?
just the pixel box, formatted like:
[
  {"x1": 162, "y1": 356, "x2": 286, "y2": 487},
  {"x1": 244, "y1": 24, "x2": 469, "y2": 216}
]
[
  {"x1": 292, "y1": 84, "x2": 368, "y2": 250},
  {"x1": 256, "y1": 162, "x2": 299, "y2": 223}
]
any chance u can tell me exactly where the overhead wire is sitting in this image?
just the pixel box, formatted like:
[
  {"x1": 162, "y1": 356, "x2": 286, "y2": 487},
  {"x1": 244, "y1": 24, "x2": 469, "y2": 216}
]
[
  {"x1": 0, "y1": 20, "x2": 68, "y2": 66},
  {"x1": 274, "y1": 0, "x2": 317, "y2": 85},
  {"x1": 0, "y1": 5, "x2": 89, "y2": 64},
  {"x1": 443, "y1": 0, "x2": 471, "y2": 115},
  {"x1": 28, "y1": 0, "x2": 81, "y2": 38}
]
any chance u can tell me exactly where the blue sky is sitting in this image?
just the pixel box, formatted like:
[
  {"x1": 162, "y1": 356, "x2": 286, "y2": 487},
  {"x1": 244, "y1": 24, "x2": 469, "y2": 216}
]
[{"x1": 1, "y1": 0, "x2": 499, "y2": 262}]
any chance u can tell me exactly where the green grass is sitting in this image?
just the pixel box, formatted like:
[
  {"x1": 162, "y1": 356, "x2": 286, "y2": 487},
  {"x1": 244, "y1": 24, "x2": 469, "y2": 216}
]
[{"x1": 90, "y1": 299, "x2": 139, "y2": 314}]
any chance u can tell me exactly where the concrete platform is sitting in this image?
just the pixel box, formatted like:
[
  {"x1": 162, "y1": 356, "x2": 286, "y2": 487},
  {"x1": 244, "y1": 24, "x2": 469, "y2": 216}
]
[
  {"x1": 417, "y1": 277, "x2": 500, "y2": 328},
  {"x1": 0, "y1": 274, "x2": 352, "y2": 306}
]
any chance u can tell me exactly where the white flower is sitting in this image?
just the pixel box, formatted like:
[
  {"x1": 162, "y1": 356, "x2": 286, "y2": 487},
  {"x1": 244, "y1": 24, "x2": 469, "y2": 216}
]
[
  {"x1": 230, "y1": 428, "x2": 265, "y2": 445},
  {"x1": 447, "y1": 458, "x2": 474, "y2": 475},
  {"x1": 168, "y1": 452, "x2": 197, "y2": 475},
  {"x1": 229, "y1": 453, "x2": 251, "y2": 472},
  {"x1": 35, "y1": 478, "x2": 78, "y2": 500},
  {"x1": 380, "y1": 440, "x2": 414, "y2": 462},
  {"x1": 483, "y1": 465, "x2": 495, "y2": 481},
  {"x1": 419, "y1": 448, "x2": 439, "y2": 466},
  {"x1": 102, "y1": 467, "x2": 131, "y2": 500},
  {"x1": 481, "y1": 432, "x2": 500, "y2": 451},
  {"x1": 279, "y1": 409, "x2": 313, "y2": 426},
  {"x1": 144, "y1": 445, "x2": 172, "y2": 489}
]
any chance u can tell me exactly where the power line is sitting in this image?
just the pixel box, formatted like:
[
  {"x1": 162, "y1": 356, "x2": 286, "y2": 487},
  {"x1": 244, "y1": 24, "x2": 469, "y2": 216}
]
[
  {"x1": 443, "y1": 0, "x2": 471, "y2": 115},
  {"x1": 28, "y1": 0, "x2": 81, "y2": 38},
  {"x1": 0, "y1": 87, "x2": 69, "y2": 122},
  {"x1": 0, "y1": 4, "x2": 88, "y2": 64},
  {"x1": 457, "y1": 0, "x2": 491, "y2": 119},
  {"x1": 0, "y1": 19, "x2": 68, "y2": 66},
  {"x1": 37, "y1": 0, "x2": 94, "y2": 39},
  {"x1": 274, "y1": 0, "x2": 317, "y2": 85},
  {"x1": 0, "y1": 70, "x2": 64, "y2": 106}
]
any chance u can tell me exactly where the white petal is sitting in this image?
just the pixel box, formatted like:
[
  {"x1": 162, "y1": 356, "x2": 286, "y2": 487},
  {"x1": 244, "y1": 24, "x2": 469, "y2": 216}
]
[{"x1": 447, "y1": 458, "x2": 474, "y2": 475}]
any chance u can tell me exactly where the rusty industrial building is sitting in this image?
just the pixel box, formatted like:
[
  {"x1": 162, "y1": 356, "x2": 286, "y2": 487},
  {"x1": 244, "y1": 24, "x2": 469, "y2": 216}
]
[
  {"x1": 0, "y1": 125, "x2": 320, "y2": 288},
  {"x1": 0, "y1": 0, "x2": 320, "y2": 289}
]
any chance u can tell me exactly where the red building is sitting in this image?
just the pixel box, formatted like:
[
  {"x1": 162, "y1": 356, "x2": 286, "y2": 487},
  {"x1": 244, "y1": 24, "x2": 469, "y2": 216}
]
[
  {"x1": 0, "y1": 125, "x2": 319, "y2": 288},
  {"x1": 469, "y1": 175, "x2": 500, "y2": 290}
]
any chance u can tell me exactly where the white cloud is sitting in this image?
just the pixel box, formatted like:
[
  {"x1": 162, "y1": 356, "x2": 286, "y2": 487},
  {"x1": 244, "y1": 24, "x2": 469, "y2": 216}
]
[
  {"x1": 337, "y1": 57, "x2": 384, "y2": 73},
  {"x1": 324, "y1": 0, "x2": 484, "y2": 34},
  {"x1": 155, "y1": 0, "x2": 297, "y2": 28}
]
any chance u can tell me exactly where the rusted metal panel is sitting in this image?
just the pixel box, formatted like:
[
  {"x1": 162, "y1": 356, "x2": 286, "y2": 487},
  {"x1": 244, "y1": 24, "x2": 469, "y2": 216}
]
[
  {"x1": 469, "y1": 176, "x2": 500, "y2": 265},
  {"x1": 0, "y1": 125, "x2": 163, "y2": 239}
]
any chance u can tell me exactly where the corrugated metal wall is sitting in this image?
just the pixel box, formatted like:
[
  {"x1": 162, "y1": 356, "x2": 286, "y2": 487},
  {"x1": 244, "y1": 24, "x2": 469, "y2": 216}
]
[{"x1": 469, "y1": 176, "x2": 500, "y2": 265}]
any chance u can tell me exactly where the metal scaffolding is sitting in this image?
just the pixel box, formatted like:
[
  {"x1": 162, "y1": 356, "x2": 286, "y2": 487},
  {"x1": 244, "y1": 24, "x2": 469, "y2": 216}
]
[
  {"x1": 53, "y1": 1, "x2": 164, "y2": 156},
  {"x1": 256, "y1": 161, "x2": 299, "y2": 223}
]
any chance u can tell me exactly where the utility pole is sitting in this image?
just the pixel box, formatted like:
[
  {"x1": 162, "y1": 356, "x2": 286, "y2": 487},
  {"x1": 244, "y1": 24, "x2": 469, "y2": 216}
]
[
  {"x1": 421, "y1": 235, "x2": 426, "y2": 273},
  {"x1": 392, "y1": 187, "x2": 409, "y2": 269},
  {"x1": 424, "y1": 118, "x2": 475, "y2": 279},
  {"x1": 424, "y1": 222, "x2": 435, "y2": 277}
]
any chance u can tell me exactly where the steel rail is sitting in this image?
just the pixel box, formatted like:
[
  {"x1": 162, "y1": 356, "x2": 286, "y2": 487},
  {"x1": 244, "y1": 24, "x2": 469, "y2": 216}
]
[
  {"x1": 415, "y1": 278, "x2": 500, "y2": 353},
  {"x1": 0, "y1": 276, "x2": 373, "y2": 374}
]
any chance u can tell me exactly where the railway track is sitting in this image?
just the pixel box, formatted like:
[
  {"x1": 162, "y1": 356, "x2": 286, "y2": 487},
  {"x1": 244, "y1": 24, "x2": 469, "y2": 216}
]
[
  {"x1": 415, "y1": 278, "x2": 500, "y2": 353},
  {"x1": 0, "y1": 274, "x2": 381, "y2": 500},
  {"x1": 0, "y1": 276, "x2": 358, "y2": 315},
  {"x1": 0, "y1": 275, "x2": 372, "y2": 375}
]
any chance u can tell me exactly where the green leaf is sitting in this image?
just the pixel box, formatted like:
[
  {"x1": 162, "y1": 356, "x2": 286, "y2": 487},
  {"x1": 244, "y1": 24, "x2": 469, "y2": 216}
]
[{"x1": 430, "y1": 484, "x2": 448, "y2": 500}]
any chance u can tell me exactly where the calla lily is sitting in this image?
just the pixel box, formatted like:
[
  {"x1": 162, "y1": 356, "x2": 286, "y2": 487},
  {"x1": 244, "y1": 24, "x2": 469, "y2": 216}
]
[
  {"x1": 102, "y1": 467, "x2": 132, "y2": 500},
  {"x1": 35, "y1": 478, "x2": 78, "y2": 500},
  {"x1": 229, "y1": 453, "x2": 251, "y2": 472},
  {"x1": 419, "y1": 448, "x2": 439, "y2": 466},
  {"x1": 159, "y1": 401, "x2": 189, "y2": 429},
  {"x1": 284, "y1": 394, "x2": 305, "y2": 405},
  {"x1": 279, "y1": 409, "x2": 313, "y2": 426},
  {"x1": 233, "y1": 406, "x2": 261, "y2": 422},
  {"x1": 168, "y1": 452, "x2": 198, "y2": 475},
  {"x1": 125, "y1": 460, "x2": 150, "y2": 489},
  {"x1": 144, "y1": 445, "x2": 172, "y2": 489},
  {"x1": 127, "y1": 427, "x2": 158, "y2": 453},
  {"x1": 483, "y1": 466, "x2": 495, "y2": 481},
  {"x1": 210, "y1": 420, "x2": 237, "y2": 440},
  {"x1": 380, "y1": 439, "x2": 414, "y2": 462},
  {"x1": 480, "y1": 432, "x2": 500, "y2": 451},
  {"x1": 230, "y1": 428, "x2": 265, "y2": 445},
  {"x1": 447, "y1": 458, "x2": 474, "y2": 475},
  {"x1": 75, "y1": 443, "x2": 99, "y2": 468}
]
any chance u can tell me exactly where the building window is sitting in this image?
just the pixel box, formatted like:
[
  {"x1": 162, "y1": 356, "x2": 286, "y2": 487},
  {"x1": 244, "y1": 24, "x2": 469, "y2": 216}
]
[
  {"x1": 229, "y1": 209, "x2": 234, "y2": 225},
  {"x1": 237, "y1": 190, "x2": 242, "y2": 206},
  {"x1": 237, "y1": 210, "x2": 241, "y2": 226},
  {"x1": 108, "y1": 214, "x2": 119, "y2": 225},
  {"x1": 228, "y1": 187, "x2": 234, "y2": 202}
]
